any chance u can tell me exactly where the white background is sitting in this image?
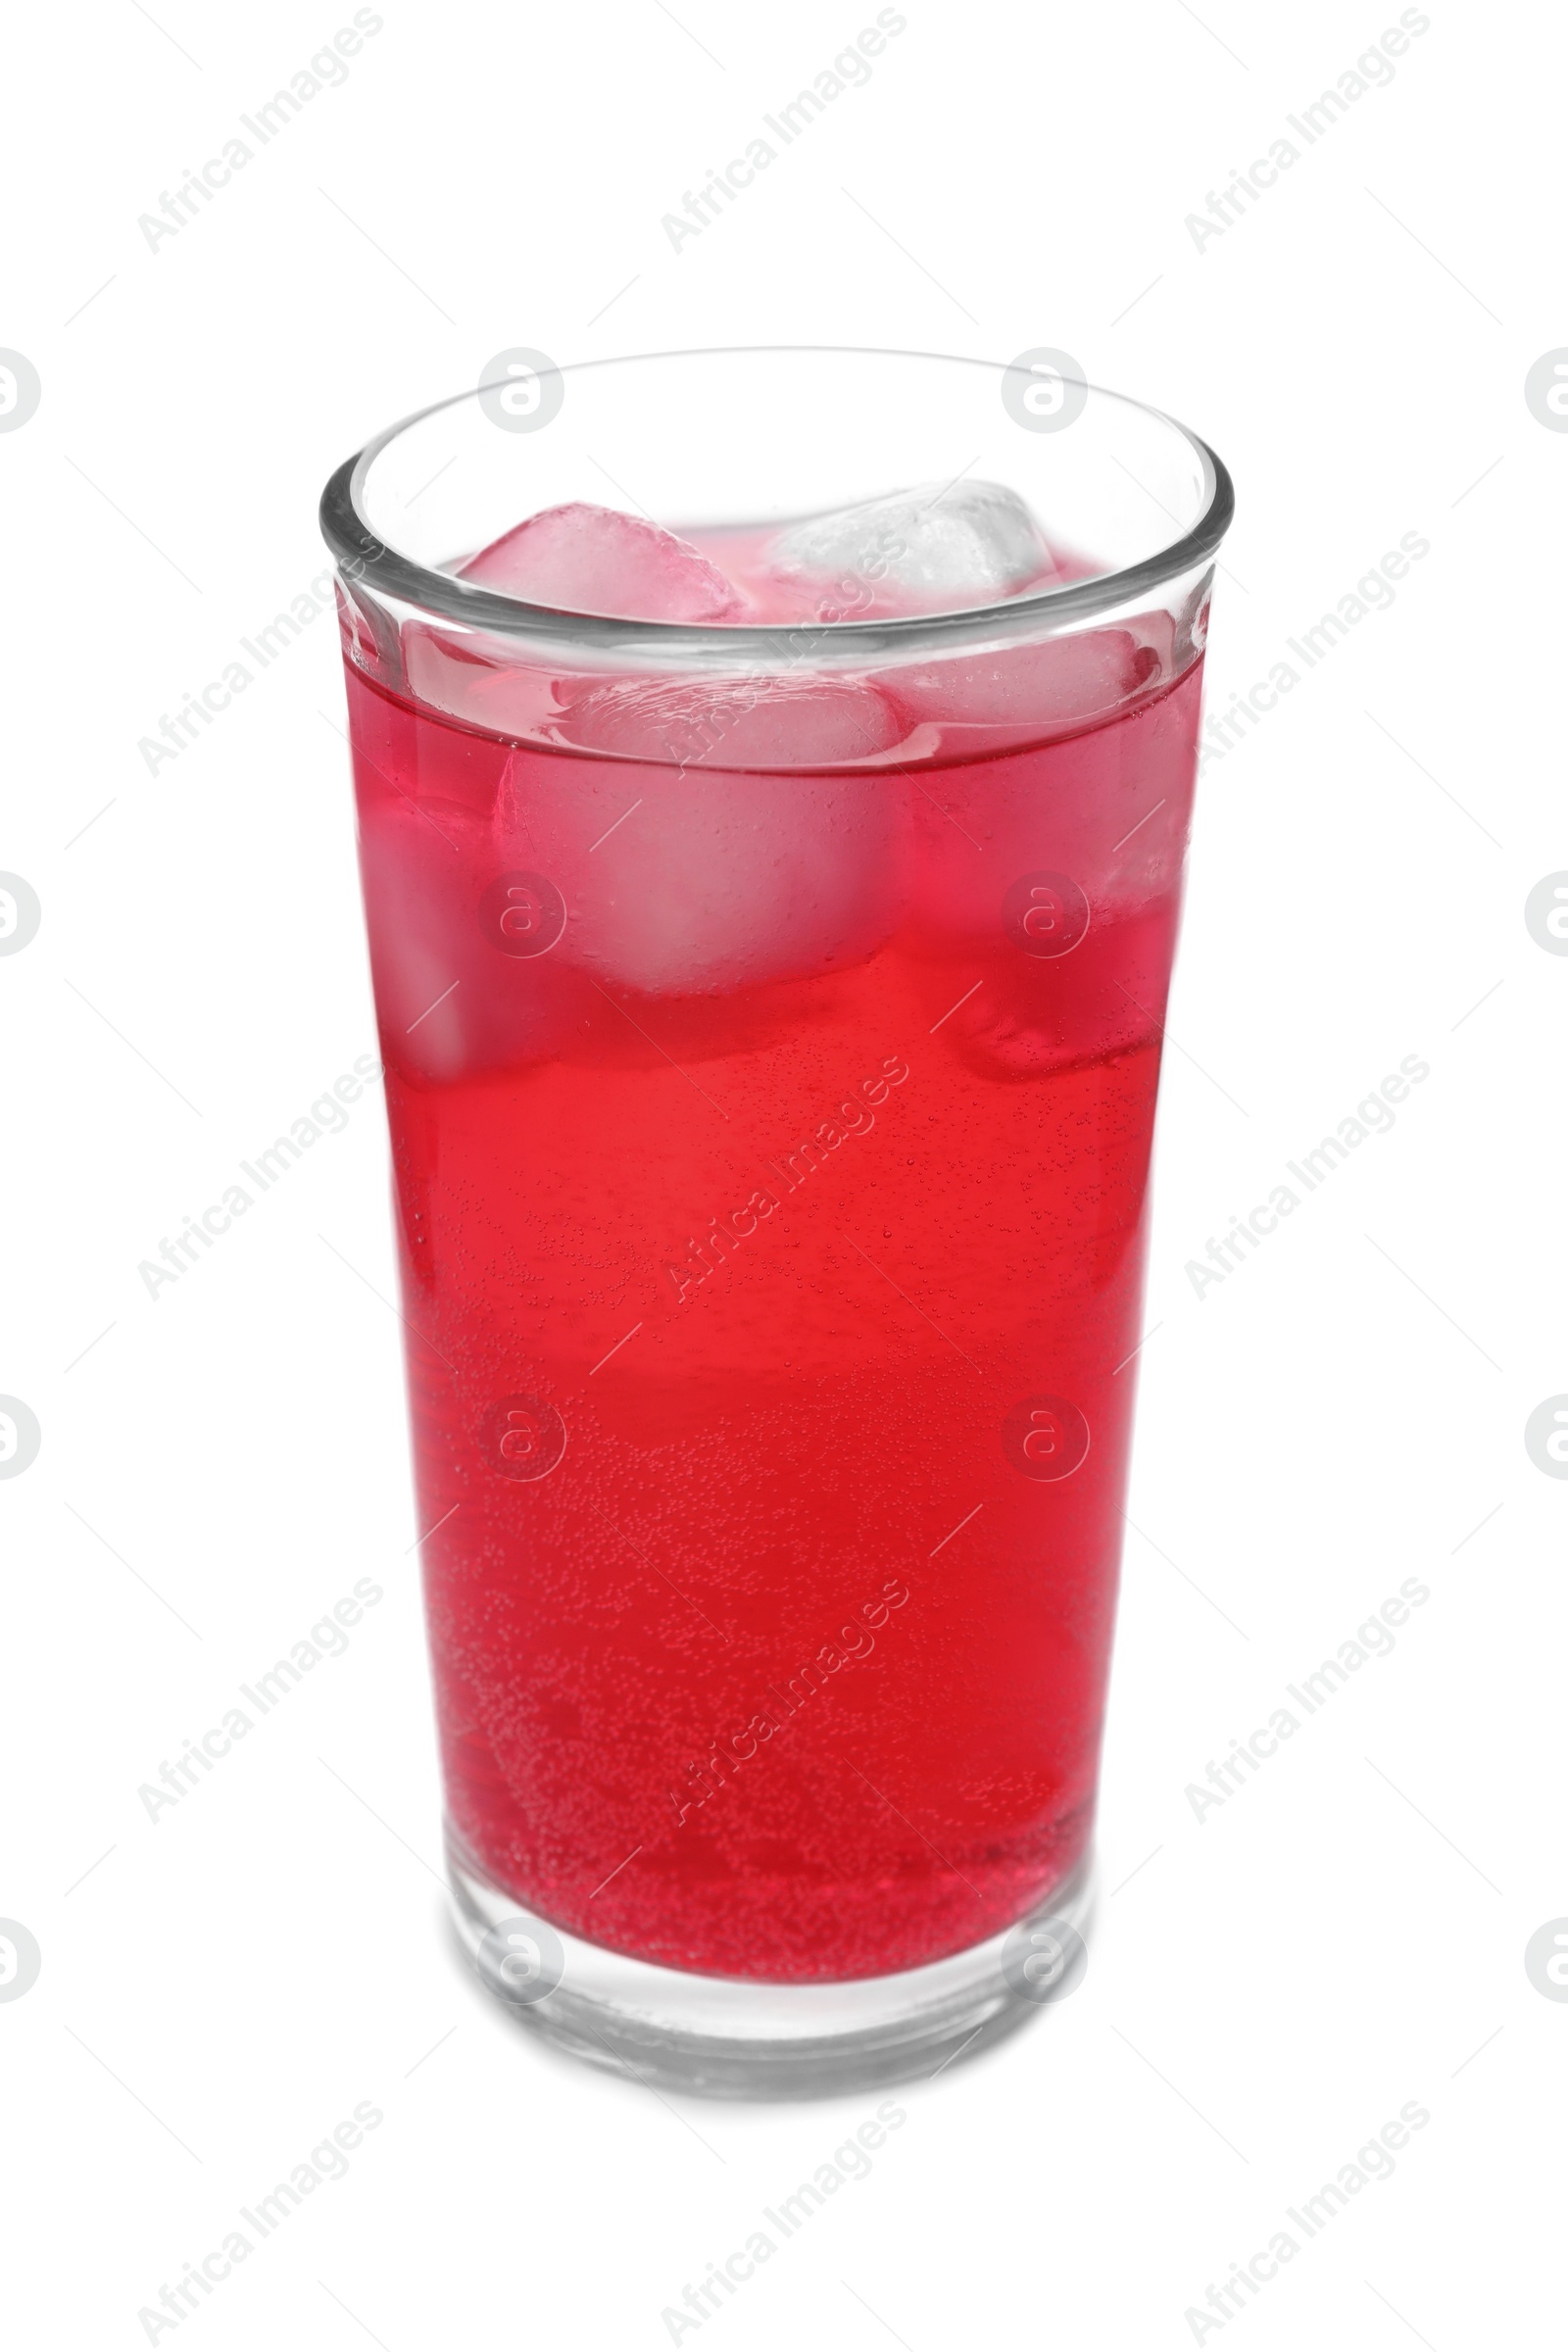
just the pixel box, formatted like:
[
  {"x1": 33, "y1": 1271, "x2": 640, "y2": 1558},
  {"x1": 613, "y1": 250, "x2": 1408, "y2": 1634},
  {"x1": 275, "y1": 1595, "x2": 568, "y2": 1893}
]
[{"x1": 4, "y1": 1, "x2": 1563, "y2": 2344}]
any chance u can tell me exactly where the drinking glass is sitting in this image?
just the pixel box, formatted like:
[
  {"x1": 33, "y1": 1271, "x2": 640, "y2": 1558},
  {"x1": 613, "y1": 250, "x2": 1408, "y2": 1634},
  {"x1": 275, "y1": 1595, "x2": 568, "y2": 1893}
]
[{"x1": 318, "y1": 347, "x2": 1233, "y2": 2093}]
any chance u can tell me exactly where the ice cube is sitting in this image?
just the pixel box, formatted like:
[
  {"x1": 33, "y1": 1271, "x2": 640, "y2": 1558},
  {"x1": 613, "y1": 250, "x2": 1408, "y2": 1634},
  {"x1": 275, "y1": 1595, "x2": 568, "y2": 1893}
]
[
  {"x1": 885, "y1": 629, "x2": 1154, "y2": 733},
  {"x1": 766, "y1": 481, "x2": 1056, "y2": 613},
  {"x1": 933, "y1": 906, "x2": 1179, "y2": 1080},
  {"x1": 356, "y1": 795, "x2": 583, "y2": 1081},
  {"x1": 493, "y1": 741, "x2": 907, "y2": 996},
  {"x1": 551, "y1": 672, "x2": 906, "y2": 769},
  {"x1": 402, "y1": 620, "x2": 565, "y2": 743},
  {"x1": 457, "y1": 502, "x2": 745, "y2": 622},
  {"x1": 903, "y1": 658, "x2": 1204, "y2": 954}
]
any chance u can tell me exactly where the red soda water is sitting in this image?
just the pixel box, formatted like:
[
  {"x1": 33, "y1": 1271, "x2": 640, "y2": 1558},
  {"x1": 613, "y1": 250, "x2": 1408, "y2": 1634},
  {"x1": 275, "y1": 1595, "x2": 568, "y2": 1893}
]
[{"x1": 345, "y1": 621, "x2": 1201, "y2": 1983}]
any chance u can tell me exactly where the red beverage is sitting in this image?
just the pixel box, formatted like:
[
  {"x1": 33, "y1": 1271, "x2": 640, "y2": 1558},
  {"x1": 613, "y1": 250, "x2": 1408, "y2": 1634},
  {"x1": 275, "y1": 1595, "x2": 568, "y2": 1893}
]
[
  {"x1": 322, "y1": 348, "x2": 1232, "y2": 2081},
  {"x1": 345, "y1": 636, "x2": 1201, "y2": 1982}
]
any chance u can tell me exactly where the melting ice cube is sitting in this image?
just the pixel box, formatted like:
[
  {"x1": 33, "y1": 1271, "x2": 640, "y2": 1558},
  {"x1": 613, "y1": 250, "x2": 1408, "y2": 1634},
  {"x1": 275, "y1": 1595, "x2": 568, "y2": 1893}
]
[
  {"x1": 552, "y1": 672, "x2": 906, "y2": 769},
  {"x1": 885, "y1": 630, "x2": 1159, "y2": 732},
  {"x1": 457, "y1": 501, "x2": 745, "y2": 622},
  {"x1": 765, "y1": 480, "x2": 1057, "y2": 613},
  {"x1": 356, "y1": 796, "x2": 582, "y2": 1081},
  {"x1": 493, "y1": 738, "x2": 907, "y2": 996}
]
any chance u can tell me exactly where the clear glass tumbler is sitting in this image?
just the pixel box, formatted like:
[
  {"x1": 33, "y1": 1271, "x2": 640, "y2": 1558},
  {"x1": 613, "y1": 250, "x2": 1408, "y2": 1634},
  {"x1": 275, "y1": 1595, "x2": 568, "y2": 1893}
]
[{"x1": 318, "y1": 347, "x2": 1232, "y2": 2093}]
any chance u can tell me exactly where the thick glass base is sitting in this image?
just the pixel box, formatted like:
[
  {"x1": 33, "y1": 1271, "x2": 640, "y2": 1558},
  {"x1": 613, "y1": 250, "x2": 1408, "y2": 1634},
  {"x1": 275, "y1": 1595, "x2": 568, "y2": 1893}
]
[{"x1": 447, "y1": 1829, "x2": 1094, "y2": 2099}]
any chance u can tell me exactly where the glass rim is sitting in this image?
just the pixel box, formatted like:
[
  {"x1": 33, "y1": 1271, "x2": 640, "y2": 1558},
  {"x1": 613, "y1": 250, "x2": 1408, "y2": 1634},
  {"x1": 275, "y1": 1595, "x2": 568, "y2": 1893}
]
[{"x1": 318, "y1": 344, "x2": 1235, "y2": 661}]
